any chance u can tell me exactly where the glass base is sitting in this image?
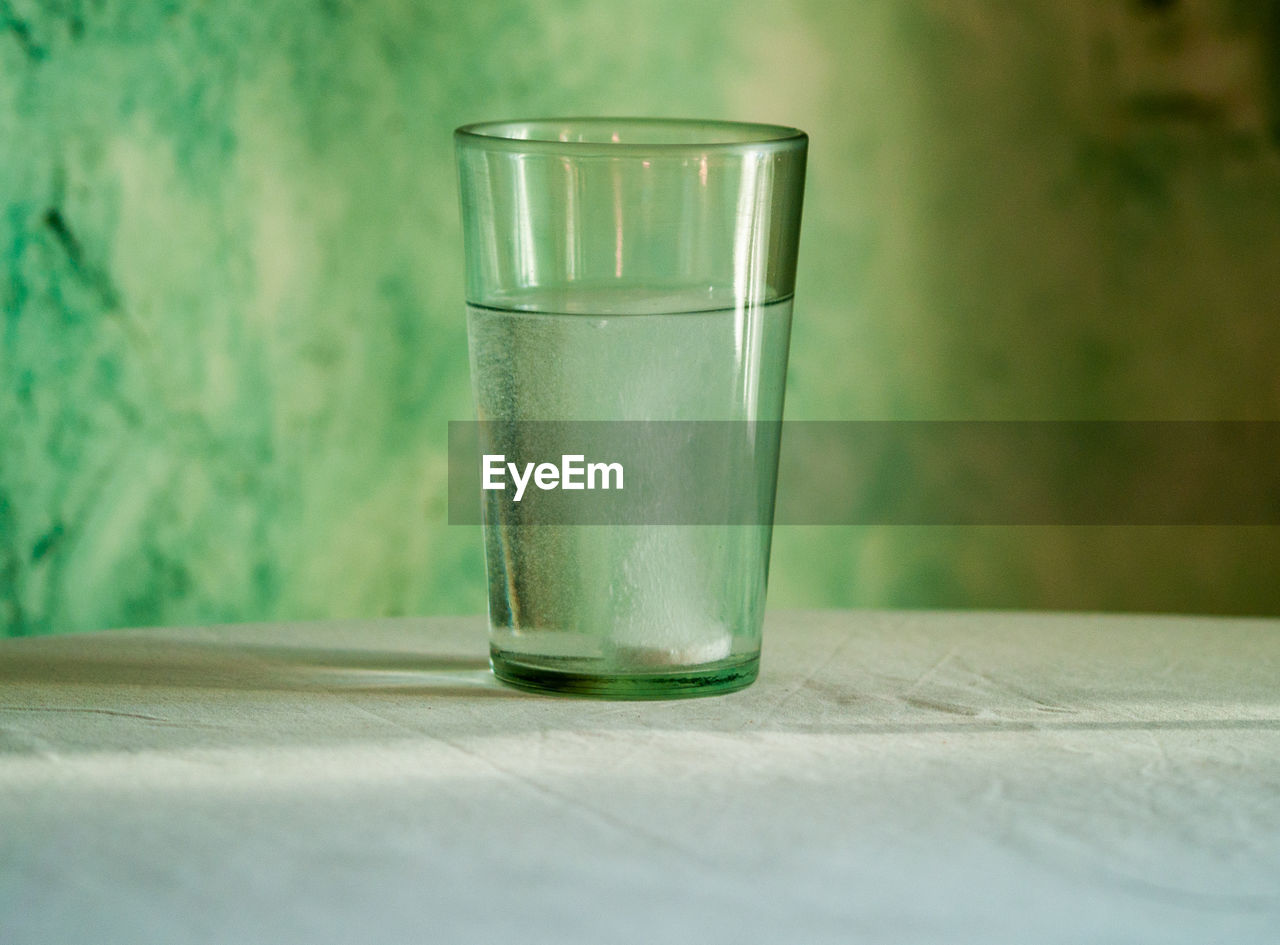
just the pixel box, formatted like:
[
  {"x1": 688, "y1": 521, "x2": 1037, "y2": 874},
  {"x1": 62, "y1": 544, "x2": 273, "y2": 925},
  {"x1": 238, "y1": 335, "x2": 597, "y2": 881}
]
[{"x1": 490, "y1": 648, "x2": 759, "y2": 700}]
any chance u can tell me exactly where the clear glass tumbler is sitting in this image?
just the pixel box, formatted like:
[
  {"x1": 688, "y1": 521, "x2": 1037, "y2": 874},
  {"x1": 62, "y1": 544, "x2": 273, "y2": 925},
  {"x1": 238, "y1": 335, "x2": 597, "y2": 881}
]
[{"x1": 455, "y1": 118, "x2": 807, "y2": 698}]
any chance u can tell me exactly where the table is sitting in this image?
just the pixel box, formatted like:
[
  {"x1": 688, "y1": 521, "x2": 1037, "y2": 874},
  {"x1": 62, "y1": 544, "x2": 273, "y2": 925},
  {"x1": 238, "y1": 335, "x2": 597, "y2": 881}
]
[{"x1": 3, "y1": 610, "x2": 1279, "y2": 943}]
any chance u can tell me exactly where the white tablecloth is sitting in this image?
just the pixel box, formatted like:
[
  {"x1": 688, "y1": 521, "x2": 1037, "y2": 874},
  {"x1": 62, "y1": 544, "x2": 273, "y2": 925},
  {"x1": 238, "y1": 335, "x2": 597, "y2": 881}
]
[{"x1": 3, "y1": 610, "x2": 1278, "y2": 943}]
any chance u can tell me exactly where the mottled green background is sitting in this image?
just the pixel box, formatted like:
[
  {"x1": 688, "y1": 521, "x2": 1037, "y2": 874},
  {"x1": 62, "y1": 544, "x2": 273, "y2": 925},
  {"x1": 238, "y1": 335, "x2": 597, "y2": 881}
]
[{"x1": 3, "y1": 0, "x2": 1279, "y2": 635}]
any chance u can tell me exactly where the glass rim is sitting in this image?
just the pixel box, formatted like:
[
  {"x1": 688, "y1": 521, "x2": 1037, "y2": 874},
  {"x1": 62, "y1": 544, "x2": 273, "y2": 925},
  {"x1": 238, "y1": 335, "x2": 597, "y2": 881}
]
[{"x1": 454, "y1": 117, "x2": 807, "y2": 154}]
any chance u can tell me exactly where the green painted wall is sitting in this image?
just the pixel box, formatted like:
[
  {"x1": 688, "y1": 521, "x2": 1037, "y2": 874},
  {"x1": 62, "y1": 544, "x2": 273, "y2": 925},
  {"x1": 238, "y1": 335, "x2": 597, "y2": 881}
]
[{"x1": 3, "y1": 0, "x2": 1279, "y2": 635}]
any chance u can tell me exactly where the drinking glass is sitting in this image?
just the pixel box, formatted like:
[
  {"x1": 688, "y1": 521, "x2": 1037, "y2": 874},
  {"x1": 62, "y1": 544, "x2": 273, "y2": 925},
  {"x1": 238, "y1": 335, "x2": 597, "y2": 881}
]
[{"x1": 455, "y1": 118, "x2": 807, "y2": 697}]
